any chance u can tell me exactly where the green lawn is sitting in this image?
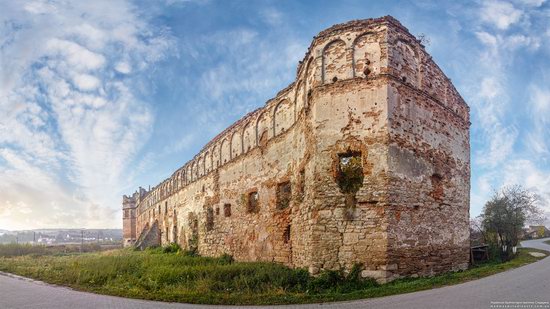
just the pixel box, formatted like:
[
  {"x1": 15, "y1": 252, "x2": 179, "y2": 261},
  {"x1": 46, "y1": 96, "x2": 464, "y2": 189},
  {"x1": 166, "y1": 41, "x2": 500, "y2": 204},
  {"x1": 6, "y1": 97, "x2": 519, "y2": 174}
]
[{"x1": 0, "y1": 244, "x2": 547, "y2": 305}]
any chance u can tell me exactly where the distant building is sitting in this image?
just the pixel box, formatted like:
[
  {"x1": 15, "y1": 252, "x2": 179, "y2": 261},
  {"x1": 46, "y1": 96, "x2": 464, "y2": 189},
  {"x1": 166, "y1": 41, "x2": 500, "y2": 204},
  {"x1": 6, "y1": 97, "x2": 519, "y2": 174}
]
[{"x1": 524, "y1": 226, "x2": 550, "y2": 239}]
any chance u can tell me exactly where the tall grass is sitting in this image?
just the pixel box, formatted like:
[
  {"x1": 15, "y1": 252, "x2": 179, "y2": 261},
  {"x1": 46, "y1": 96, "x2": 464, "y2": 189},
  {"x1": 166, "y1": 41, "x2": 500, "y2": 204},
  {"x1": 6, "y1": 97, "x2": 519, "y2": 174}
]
[
  {"x1": 0, "y1": 244, "x2": 376, "y2": 304},
  {"x1": 0, "y1": 243, "x2": 546, "y2": 305},
  {"x1": 0, "y1": 243, "x2": 111, "y2": 257}
]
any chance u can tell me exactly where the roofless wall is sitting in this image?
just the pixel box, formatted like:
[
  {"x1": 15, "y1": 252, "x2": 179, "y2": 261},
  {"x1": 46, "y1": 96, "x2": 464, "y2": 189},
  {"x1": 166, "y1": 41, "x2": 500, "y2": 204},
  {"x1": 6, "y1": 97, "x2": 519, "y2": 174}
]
[{"x1": 123, "y1": 16, "x2": 470, "y2": 282}]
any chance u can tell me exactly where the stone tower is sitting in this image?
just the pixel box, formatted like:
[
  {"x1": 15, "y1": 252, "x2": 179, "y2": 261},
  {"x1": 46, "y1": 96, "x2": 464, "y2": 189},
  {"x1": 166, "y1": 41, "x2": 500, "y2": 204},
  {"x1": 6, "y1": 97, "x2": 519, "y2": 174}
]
[
  {"x1": 122, "y1": 193, "x2": 137, "y2": 247},
  {"x1": 123, "y1": 16, "x2": 470, "y2": 282}
]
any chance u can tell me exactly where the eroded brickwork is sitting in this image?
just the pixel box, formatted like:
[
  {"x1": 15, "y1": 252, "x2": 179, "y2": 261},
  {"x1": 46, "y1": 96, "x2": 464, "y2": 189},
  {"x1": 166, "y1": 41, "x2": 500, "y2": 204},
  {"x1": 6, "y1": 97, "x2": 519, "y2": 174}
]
[{"x1": 122, "y1": 16, "x2": 470, "y2": 282}]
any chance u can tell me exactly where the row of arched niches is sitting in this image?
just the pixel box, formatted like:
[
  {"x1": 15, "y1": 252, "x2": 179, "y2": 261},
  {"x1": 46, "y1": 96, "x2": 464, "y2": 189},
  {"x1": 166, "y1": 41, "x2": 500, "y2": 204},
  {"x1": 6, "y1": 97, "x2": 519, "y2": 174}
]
[{"x1": 138, "y1": 26, "x2": 467, "y2": 210}]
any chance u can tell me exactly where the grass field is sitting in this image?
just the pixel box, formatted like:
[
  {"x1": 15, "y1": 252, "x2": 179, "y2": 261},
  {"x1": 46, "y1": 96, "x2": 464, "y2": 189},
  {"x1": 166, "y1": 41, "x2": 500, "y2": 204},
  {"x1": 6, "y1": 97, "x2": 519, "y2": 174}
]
[
  {"x1": 0, "y1": 242, "x2": 120, "y2": 257},
  {"x1": 544, "y1": 239, "x2": 550, "y2": 245},
  {"x1": 0, "y1": 244, "x2": 547, "y2": 305}
]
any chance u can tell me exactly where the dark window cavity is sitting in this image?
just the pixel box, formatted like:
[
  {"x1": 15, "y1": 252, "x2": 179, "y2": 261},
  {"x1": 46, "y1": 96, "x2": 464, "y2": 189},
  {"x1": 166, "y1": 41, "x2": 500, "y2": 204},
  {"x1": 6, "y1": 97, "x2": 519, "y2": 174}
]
[
  {"x1": 276, "y1": 181, "x2": 292, "y2": 210},
  {"x1": 206, "y1": 207, "x2": 214, "y2": 231},
  {"x1": 283, "y1": 225, "x2": 291, "y2": 244},
  {"x1": 248, "y1": 191, "x2": 259, "y2": 213},
  {"x1": 224, "y1": 204, "x2": 232, "y2": 217}
]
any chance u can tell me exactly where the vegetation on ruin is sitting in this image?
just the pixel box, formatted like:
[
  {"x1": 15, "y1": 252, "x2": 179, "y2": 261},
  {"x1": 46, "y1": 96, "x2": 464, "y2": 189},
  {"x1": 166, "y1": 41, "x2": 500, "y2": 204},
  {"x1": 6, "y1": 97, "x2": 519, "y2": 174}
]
[
  {"x1": 336, "y1": 152, "x2": 364, "y2": 219},
  {"x1": 336, "y1": 153, "x2": 364, "y2": 195},
  {"x1": 0, "y1": 243, "x2": 547, "y2": 305}
]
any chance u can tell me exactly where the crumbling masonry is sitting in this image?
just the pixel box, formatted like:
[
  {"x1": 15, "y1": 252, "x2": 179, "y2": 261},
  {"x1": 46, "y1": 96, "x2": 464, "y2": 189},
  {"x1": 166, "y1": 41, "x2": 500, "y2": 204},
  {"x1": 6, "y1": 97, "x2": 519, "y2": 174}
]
[{"x1": 123, "y1": 16, "x2": 470, "y2": 282}]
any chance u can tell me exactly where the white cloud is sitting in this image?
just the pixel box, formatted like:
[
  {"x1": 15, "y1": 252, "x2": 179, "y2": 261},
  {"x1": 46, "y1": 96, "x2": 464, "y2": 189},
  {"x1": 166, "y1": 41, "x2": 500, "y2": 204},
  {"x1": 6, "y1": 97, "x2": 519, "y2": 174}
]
[
  {"x1": 525, "y1": 84, "x2": 550, "y2": 157},
  {"x1": 115, "y1": 62, "x2": 132, "y2": 74},
  {"x1": 46, "y1": 38, "x2": 106, "y2": 71},
  {"x1": 188, "y1": 26, "x2": 305, "y2": 128},
  {"x1": 480, "y1": 0, "x2": 523, "y2": 30},
  {"x1": 502, "y1": 159, "x2": 550, "y2": 208},
  {"x1": 73, "y1": 74, "x2": 101, "y2": 91},
  {"x1": 479, "y1": 77, "x2": 501, "y2": 100},
  {"x1": 0, "y1": 0, "x2": 173, "y2": 229},
  {"x1": 476, "y1": 31, "x2": 498, "y2": 47},
  {"x1": 530, "y1": 84, "x2": 550, "y2": 116},
  {"x1": 515, "y1": 0, "x2": 547, "y2": 7},
  {"x1": 470, "y1": 4, "x2": 546, "y2": 171},
  {"x1": 476, "y1": 31, "x2": 541, "y2": 51},
  {"x1": 475, "y1": 125, "x2": 518, "y2": 167},
  {"x1": 24, "y1": 1, "x2": 56, "y2": 14},
  {"x1": 261, "y1": 7, "x2": 283, "y2": 27},
  {"x1": 69, "y1": 24, "x2": 107, "y2": 50},
  {"x1": 469, "y1": 0, "x2": 550, "y2": 219}
]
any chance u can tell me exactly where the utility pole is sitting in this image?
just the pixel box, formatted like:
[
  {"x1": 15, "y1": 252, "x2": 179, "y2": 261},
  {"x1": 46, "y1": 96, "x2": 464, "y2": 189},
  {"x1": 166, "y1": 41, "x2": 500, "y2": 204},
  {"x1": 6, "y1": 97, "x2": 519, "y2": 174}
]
[{"x1": 15, "y1": 234, "x2": 19, "y2": 256}]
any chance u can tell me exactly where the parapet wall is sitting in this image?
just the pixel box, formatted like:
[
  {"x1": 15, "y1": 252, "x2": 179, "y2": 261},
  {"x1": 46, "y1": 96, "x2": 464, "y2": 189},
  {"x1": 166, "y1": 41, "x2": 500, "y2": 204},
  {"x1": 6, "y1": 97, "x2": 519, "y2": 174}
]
[{"x1": 123, "y1": 16, "x2": 470, "y2": 282}]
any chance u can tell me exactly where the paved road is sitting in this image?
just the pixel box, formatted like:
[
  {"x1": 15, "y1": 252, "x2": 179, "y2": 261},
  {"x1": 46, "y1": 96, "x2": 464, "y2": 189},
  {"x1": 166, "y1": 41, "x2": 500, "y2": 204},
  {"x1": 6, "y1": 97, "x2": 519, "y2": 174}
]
[{"x1": 1, "y1": 238, "x2": 549, "y2": 309}]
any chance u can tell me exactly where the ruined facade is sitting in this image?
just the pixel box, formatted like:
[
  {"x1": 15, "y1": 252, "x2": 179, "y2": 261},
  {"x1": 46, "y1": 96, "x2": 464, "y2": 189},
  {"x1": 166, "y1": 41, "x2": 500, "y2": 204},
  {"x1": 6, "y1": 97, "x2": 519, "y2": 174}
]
[{"x1": 122, "y1": 16, "x2": 470, "y2": 282}]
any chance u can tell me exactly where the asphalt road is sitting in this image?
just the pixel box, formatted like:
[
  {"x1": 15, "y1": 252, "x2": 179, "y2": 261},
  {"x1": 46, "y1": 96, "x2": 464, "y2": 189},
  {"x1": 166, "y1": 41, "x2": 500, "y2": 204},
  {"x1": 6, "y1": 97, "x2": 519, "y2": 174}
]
[{"x1": 1, "y1": 238, "x2": 549, "y2": 309}]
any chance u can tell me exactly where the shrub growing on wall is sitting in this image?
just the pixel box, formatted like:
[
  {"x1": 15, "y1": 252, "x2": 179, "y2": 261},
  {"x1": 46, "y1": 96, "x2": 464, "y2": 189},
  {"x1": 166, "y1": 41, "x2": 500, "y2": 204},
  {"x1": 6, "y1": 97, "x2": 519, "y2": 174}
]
[{"x1": 335, "y1": 151, "x2": 364, "y2": 219}]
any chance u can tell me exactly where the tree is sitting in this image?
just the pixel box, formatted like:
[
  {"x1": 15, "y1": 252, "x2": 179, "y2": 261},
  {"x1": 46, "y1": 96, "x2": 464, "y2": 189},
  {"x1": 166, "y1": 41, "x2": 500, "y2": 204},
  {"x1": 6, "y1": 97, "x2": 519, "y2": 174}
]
[
  {"x1": 537, "y1": 226, "x2": 545, "y2": 238},
  {"x1": 470, "y1": 216, "x2": 486, "y2": 246},
  {"x1": 480, "y1": 185, "x2": 544, "y2": 261}
]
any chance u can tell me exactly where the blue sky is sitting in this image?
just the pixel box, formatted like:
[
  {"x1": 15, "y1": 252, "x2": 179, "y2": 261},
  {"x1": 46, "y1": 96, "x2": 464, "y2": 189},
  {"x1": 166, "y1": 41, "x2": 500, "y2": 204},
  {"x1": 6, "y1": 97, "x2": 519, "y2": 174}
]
[{"x1": 0, "y1": 0, "x2": 549, "y2": 230}]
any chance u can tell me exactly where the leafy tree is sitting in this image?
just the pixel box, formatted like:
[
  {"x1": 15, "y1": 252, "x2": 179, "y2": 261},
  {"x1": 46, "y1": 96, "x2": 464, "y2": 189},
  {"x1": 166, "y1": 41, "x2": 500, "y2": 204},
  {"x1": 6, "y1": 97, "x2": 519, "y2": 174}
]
[
  {"x1": 481, "y1": 185, "x2": 544, "y2": 261},
  {"x1": 537, "y1": 226, "x2": 545, "y2": 238}
]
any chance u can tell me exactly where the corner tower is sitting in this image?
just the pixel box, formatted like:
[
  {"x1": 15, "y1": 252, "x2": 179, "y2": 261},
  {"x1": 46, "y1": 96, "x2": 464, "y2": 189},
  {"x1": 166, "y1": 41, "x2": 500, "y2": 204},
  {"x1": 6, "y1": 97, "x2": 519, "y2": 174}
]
[
  {"x1": 122, "y1": 194, "x2": 137, "y2": 247},
  {"x1": 305, "y1": 16, "x2": 470, "y2": 281}
]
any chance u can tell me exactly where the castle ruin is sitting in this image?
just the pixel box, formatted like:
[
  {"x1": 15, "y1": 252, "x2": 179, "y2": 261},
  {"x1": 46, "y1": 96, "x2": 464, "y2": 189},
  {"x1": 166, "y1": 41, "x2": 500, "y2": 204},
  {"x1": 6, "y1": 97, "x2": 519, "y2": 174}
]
[{"x1": 122, "y1": 16, "x2": 470, "y2": 282}]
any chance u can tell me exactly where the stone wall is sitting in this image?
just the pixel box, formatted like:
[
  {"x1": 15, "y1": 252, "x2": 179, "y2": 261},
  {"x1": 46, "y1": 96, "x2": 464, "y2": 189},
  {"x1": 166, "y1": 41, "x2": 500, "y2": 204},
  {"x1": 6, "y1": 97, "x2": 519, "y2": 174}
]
[
  {"x1": 383, "y1": 24, "x2": 470, "y2": 280},
  {"x1": 123, "y1": 16, "x2": 470, "y2": 282},
  {"x1": 122, "y1": 194, "x2": 137, "y2": 247},
  {"x1": 135, "y1": 220, "x2": 160, "y2": 250}
]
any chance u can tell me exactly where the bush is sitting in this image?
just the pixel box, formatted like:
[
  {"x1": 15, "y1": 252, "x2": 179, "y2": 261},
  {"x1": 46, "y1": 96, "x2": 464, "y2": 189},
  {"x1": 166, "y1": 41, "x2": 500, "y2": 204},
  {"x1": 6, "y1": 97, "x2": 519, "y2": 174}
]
[
  {"x1": 145, "y1": 246, "x2": 163, "y2": 254},
  {"x1": 307, "y1": 264, "x2": 377, "y2": 294},
  {"x1": 179, "y1": 249, "x2": 199, "y2": 257},
  {"x1": 162, "y1": 243, "x2": 181, "y2": 254},
  {"x1": 218, "y1": 253, "x2": 234, "y2": 265},
  {"x1": 307, "y1": 269, "x2": 343, "y2": 293}
]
